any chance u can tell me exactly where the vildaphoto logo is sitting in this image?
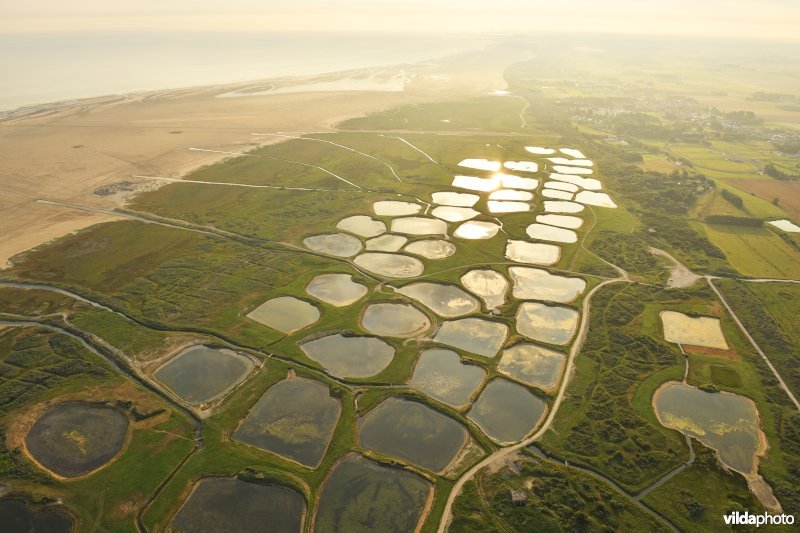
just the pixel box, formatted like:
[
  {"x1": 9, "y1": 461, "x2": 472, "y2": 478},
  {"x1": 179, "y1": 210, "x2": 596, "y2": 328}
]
[{"x1": 723, "y1": 511, "x2": 795, "y2": 527}]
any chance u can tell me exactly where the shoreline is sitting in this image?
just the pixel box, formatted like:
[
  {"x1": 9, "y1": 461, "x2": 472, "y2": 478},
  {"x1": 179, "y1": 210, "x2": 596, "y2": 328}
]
[
  {"x1": 0, "y1": 44, "x2": 517, "y2": 270},
  {"x1": 651, "y1": 380, "x2": 782, "y2": 512}
]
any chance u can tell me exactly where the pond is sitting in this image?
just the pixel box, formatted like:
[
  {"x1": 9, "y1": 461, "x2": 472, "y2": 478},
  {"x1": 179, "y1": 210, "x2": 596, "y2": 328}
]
[
  {"x1": 508, "y1": 267, "x2": 586, "y2": 303},
  {"x1": 767, "y1": 219, "x2": 800, "y2": 233},
  {"x1": 358, "y1": 397, "x2": 468, "y2": 472},
  {"x1": 544, "y1": 181, "x2": 579, "y2": 193},
  {"x1": 373, "y1": 200, "x2": 422, "y2": 216},
  {"x1": 234, "y1": 378, "x2": 340, "y2": 467},
  {"x1": 171, "y1": 477, "x2": 305, "y2": 533},
  {"x1": 468, "y1": 379, "x2": 546, "y2": 444},
  {"x1": 314, "y1": 453, "x2": 431, "y2": 533},
  {"x1": 552, "y1": 165, "x2": 593, "y2": 175},
  {"x1": 660, "y1": 311, "x2": 729, "y2": 349},
  {"x1": 526, "y1": 146, "x2": 555, "y2": 155},
  {"x1": 404, "y1": 239, "x2": 456, "y2": 259},
  {"x1": 361, "y1": 303, "x2": 431, "y2": 337},
  {"x1": 460, "y1": 269, "x2": 508, "y2": 310},
  {"x1": 458, "y1": 158, "x2": 501, "y2": 171},
  {"x1": 301, "y1": 334, "x2": 395, "y2": 378},
  {"x1": 495, "y1": 173, "x2": 539, "y2": 190},
  {"x1": 503, "y1": 161, "x2": 538, "y2": 173},
  {"x1": 543, "y1": 201, "x2": 585, "y2": 214},
  {"x1": 547, "y1": 157, "x2": 593, "y2": 167},
  {"x1": 0, "y1": 499, "x2": 73, "y2": 533},
  {"x1": 247, "y1": 296, "x2": 320, "y2": 334},
  {"x1": 575, "y1": 191, "x2": 617, "y2": 208},
  {"x1": 397, "y1": 282, "x2": 479, "y2": 317},
  {"x1": 154, "y1": 345, "x2": 254, "y2": 405},
  {"x1": 434, "y1": 318, "x2": 508, "y2": 357},
  {"x1": 390, "y1": 216, "x2": 448, "y2": 235},
  {"x1": 654, "y1": 382, "x2": 761, "y2": 474},
  {"x1": 505, "y1": 240, "x2": 561, "y2": 266},
  {"x1": 452, "y1": 175, "x2": 500, "y2": 192},
  {"x1": 516, "y1": 302, "x2": 579, "y2": 345},
  {"x1": 487, "y1": 201, "x2": 530, "y2": 213},
  {"x1": 549, "y1": 173, "x2": 602, "y2": 191},
  {"x1": 497, "y1": 343, "x2": 565, "y2": 390},
  {"x1": 560, "y1": 148, "x2": 586, "y2": 159},
  {"x1": 431, "y1": 191, "x2": 479, "y2": 207},
  {"x1": 365, "y1": 234, "x2": 408, "y2": 252},
  {"x1": 536, "y1": 214, "x2": 583, "y2": 229},
  {"x1": 337, "y1": 215, "x2": 387, "y2": 238},
  {"x1": 410, "y1": 348, "x2": 486, "y2": 406},
  {"x1": 525, "y1": 223, "x2": 578, "y2": 244},
  {"x1": 354, "y1": 253, "x2": 424, "y2": 278},
  {"x1": 25, "y1": 401, "x2": 129, "y2": 478},
  {"x1": 489, "y1": 189, "x2": 533, "y2": 201},
  {"x1": 453, "y1": 221, "x2": 501, "y2": 240},
  {"x1": 306, "y1": 273, "x2": 368, "y2": 307},
  {"x1": 431, "y1": 206, "x2": 480, "y2": 222},
  {"x1": 541, "y1": 189, "x2": 573, "y2": 201},
  {"x1": 303, "y1": 233, "x2": 363, "y2": 257}
]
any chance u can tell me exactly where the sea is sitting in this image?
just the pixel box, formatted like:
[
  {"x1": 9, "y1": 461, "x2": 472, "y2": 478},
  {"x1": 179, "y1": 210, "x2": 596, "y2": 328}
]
[{"x1": 0, "y1": 31, "x2": 487, "y2": 111}]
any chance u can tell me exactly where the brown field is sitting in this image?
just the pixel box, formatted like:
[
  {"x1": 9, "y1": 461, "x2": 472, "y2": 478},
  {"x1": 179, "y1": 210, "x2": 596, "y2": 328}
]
[
  {"x1": 682, "y1": 344, "x2": 740, "y2": 361},
  {"x1": 730, "y1": 179, "x2": 800, "y2": 221}
]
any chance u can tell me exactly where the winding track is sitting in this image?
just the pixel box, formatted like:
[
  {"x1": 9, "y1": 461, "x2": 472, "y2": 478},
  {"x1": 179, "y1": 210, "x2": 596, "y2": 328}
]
[{"x1": 437, "y1": 276, "x2": 629, "y2": 532}]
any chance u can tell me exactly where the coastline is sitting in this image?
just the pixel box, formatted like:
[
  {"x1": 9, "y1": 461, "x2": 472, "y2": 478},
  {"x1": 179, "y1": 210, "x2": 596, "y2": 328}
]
[{"x1": 0, "y1": 44, "x2": 517, "y2": 270}]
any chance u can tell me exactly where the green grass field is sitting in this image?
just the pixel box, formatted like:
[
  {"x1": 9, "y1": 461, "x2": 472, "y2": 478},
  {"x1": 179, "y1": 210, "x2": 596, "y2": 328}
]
[{"x1": 701, "y1": 223, "x2": 800, "y2": 279}]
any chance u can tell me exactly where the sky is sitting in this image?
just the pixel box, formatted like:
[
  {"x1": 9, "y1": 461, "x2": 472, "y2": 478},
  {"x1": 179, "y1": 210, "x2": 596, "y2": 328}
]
[{"x1": 1, "y1": 0, "x2": 798, "y2": 41}]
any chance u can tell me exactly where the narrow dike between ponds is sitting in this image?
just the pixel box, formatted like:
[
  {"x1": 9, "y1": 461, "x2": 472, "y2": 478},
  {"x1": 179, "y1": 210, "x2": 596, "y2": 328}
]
[{"x1": 0, "y1": 318, "x2": 203, "y2": 442}]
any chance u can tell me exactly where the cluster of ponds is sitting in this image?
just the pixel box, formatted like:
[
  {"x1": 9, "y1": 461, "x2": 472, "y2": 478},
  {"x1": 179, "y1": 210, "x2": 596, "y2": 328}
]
[
  {"x1": 284, "y1": 147, "x2": 609, "y2": 447},
  {"x1": 21, "y1": 145, "x2": 621, "y2": 528},
  {"x1": 21, "y1": 144, "x2": 776, "y2": 528}
]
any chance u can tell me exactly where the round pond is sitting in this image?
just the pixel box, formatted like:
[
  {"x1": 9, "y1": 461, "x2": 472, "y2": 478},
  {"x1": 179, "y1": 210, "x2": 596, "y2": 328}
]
[
  {"x1": 361, "y1": 302, "x2": 431, "y2": 338},
  {"x1": 410, "y1": 349, "x2": 486, "y2": 407},
  {"x1": 306, "y1": 273, "x2": 368, "y2": 307},
  {"x1": 25, "y1": 401, "x2": 129, "y2": 478},
  {"x1": 301, "y1": 334, "x2": 395, "y2": 378}
]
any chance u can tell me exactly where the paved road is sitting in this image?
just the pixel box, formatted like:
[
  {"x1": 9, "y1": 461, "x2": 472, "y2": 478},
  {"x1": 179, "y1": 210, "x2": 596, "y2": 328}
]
[{"x1": 706, "y1": 276, "x2": 800, "y2": 411}]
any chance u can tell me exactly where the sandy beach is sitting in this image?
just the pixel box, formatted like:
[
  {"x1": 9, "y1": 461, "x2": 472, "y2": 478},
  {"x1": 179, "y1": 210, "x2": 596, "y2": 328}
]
[{"x1": 0, "y1": 50, "x2": 515, "y2": 268}]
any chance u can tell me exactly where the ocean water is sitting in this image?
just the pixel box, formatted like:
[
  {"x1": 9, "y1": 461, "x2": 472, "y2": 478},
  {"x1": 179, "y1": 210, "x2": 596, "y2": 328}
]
[{"x1": 0, "y1": 32, "x2": 483, "y2": 110}]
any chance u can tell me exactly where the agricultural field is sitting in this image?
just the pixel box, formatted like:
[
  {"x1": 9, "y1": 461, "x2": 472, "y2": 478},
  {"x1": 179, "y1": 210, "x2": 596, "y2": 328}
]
[{"x1": 700, "y1": 223, "x2": 800, "y2": 279}]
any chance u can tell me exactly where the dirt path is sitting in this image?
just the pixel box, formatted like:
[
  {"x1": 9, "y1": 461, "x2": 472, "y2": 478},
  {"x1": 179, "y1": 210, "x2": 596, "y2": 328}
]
[
  {"x1": 437, "y1": 275, "x2": 627, "y2": 532},
  {"x1": 252, "y1": 132, "x2": 405, "y2": 183},
  {"x1": 527, "y1": 446, "x2": 678, "y2": 531},
  {"x1": 649, "y1": 247, "x2": 701, "y2": 288}
]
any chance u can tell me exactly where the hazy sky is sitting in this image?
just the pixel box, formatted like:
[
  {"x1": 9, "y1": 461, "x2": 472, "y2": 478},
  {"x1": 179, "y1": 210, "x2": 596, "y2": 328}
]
[{"x1": 2, "y1": 0, "x2": 798, "y2": 41}]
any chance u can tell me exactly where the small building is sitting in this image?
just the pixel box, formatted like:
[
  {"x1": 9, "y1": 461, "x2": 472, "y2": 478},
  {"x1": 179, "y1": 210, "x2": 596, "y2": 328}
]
[{"x1": 510, "y1": 489, "x2": 527, "y2": 506}]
